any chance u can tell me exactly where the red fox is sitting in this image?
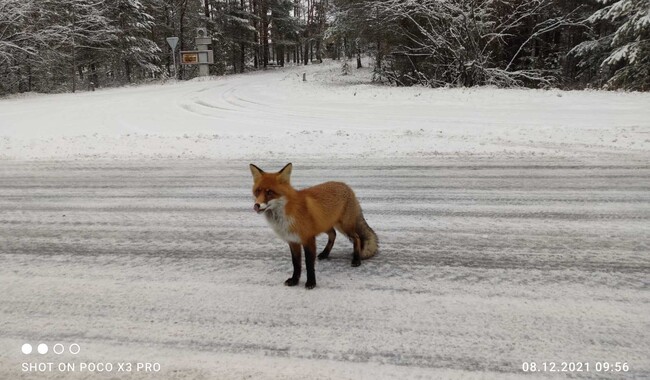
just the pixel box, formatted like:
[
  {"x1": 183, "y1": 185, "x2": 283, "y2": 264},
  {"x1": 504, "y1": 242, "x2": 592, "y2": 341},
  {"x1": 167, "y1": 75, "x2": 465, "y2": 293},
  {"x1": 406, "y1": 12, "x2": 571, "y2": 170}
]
[{"x1": 249, "y1": 163, "x2": 378, "y2": 289}]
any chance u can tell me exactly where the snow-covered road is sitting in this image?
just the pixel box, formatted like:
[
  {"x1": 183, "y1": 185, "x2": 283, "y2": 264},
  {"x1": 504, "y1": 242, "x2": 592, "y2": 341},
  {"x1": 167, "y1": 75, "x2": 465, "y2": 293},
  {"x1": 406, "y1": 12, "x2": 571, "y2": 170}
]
[{"x1": 1, "y1": 158, "x2": 649, "y2": 379}]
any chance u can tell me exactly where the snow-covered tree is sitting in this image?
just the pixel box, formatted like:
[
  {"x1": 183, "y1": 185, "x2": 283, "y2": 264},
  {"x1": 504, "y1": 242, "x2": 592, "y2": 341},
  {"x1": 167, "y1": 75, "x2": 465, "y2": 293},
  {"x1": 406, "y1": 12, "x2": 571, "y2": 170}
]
[
  {"x1": 330, "y1": 0, "x2": 584, "y2": 87},
  {"x1": 570, "y1": 0, "x2": 650, "y2": 90},
  {"x1": 0, "y1": 0, "x2": 33, "y2": 93},
  {"x1": 46, "y1": 0, "x2": 118, "y2": 92},
  {"x1": 270, "y1": 0, "x2": 302, "y2": 66},
  {"x1": 109, "y1": 0, "x2": 161, "y2": 83},
  {"x1": 3, "y1": 0, "x2": 649, "y2": 94},
  {"x1": 210, "y1": 0, "x2": 258, "y2": 73},
  {"x1": 0, "y1": 0, "x2": 71, "y2": 93}
]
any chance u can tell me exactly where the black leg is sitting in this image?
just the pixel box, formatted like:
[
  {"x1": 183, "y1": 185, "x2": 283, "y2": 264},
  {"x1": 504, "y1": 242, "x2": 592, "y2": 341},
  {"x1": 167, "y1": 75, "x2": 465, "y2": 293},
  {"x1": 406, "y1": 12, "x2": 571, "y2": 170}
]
[
  {"x1": 318, "y1": 228, "x2": 336, "y2": 260},
  {"x1": 303, "y1": 237, "x2": 317, "y2": 289},
  {"x1": 285, "y1": 242, "x2": 301, "y2": 286},
  {"x1": 351, "y1": 233, "x2": 361, "y2": 267}
]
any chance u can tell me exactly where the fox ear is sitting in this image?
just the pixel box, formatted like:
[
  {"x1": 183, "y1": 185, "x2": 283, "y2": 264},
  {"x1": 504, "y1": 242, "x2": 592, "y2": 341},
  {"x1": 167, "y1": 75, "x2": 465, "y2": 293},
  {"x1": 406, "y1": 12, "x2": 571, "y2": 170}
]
[
  {"x1": 249, "y1": 164, "x2": 264, "y2": 182},
  {"x1": 278, "y1": 163, "x2": 292, "y2": 183}
]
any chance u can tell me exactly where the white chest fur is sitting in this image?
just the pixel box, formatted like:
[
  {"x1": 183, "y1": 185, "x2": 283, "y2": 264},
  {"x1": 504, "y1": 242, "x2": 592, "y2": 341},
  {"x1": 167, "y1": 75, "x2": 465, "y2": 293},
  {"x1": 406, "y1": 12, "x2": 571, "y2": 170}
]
[{"x1": 264, "y1": 197, "x2": 301, "y2": 243}]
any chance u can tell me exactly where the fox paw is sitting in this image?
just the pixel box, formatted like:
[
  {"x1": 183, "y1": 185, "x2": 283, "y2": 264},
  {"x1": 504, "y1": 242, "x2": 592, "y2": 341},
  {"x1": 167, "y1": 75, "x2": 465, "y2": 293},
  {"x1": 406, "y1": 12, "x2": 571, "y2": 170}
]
[
  {"x1": 284, "y1": 278, "x2": 299, "y2": 286},
  {"x1": 351, "y1": 259, "x2": 361, "y2": 267},
  {"x1": 317, "y1": 252, "x2": 330, "y2": 260},
  {"x1": 305, "y1": 281, "x2": 316, "y2": 289}
]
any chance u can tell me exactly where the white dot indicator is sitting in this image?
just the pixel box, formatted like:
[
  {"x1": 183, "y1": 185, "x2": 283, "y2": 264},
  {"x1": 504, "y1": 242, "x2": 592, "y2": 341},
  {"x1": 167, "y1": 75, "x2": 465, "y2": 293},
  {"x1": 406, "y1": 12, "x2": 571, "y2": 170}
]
[
  {"x1": 69, "y1": 343, "x2": 80, "y2": 355},
  {"x1": 21, "y1": 343, "x2": 32, "y2": 354},
  {"x1": 53, "y1": 344, "x2": 64, "y2": 354},
  {"x1": 37, "y1": 343, "x2": 48, "y2": 354}
]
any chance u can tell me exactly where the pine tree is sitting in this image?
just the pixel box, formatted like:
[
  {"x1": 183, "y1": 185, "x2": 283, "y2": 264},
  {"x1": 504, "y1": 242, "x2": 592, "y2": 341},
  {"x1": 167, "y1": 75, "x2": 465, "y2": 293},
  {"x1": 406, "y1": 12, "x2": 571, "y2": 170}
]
[
  {"x1": 571, "y1": 0, "x2": 650, "y2": 90},
  {"x1": 270, "y1": 0, "x2": 302, "y2": 66},
  {"x1": 109, "y1": 0, "x2": 161, "y2": 83},
  {"x1": 216, "y1": 0, "x2": 257, "y2": 73},
  {"x1": 55, "y1": 0, "x2": 118, "y2": 92},
  {"x1": 1, "y1": 0, "x2": 73, "y2": 93}
]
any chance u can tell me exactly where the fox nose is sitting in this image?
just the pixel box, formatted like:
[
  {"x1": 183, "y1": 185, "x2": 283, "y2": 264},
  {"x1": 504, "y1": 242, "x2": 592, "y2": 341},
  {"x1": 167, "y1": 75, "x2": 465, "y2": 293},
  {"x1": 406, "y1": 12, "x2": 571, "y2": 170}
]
[{"x1": 254, "y1": 203, "x2": 260, "y2": 212}]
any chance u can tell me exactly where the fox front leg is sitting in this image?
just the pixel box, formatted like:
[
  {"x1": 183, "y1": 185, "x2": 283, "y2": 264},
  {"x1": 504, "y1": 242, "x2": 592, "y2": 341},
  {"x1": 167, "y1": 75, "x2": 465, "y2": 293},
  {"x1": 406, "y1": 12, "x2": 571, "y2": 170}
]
[
  {"x1": 303, "y1": 237, "x2": 317, "y2": 289},
  {"x1": 285, "y1": 242, "x2": 301, "y2": 286}
]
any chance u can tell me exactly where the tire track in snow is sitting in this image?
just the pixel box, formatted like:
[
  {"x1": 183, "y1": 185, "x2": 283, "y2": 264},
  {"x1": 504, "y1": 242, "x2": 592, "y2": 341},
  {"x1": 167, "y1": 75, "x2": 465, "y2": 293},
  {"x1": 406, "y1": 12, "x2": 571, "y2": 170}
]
[{"x1": 0, "y1": 158, "x2": 649, "y2": 379}]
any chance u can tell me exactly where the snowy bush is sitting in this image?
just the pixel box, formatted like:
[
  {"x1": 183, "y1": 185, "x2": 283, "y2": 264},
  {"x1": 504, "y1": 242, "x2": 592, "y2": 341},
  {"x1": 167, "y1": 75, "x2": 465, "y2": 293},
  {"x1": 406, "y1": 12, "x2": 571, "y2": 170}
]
[
  {"x1": 330, "y1": 0, "x2": 585, "y2": 88},
  {"x1": 341, "y1": 59, "x2": 350, "y2": 75}
]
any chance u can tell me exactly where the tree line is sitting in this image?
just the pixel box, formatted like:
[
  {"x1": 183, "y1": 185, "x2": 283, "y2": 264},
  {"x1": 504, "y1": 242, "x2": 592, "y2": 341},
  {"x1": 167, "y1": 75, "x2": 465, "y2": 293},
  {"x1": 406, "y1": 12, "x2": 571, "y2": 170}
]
[
  {"x1": 1, "y1": 0, "x2": 648, "y2": 95},
  {"x1": 333, "y1": 0, "x2": 649, "y2": 90}
]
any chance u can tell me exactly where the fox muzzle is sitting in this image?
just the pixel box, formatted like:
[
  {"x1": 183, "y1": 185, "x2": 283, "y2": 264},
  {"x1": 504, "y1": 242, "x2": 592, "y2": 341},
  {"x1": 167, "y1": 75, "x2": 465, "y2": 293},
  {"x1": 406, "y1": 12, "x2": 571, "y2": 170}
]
[{"x1": 254, "y1": 203, "x2": 268, "y2": 213}]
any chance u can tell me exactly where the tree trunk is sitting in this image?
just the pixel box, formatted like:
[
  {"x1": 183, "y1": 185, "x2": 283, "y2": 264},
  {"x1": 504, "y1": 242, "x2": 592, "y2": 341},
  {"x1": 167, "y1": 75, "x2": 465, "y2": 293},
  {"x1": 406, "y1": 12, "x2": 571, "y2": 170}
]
[
  {"x1": 124, "y1": 60, "x2": 132, "y2": 83},
  {"x1": 91, "y1": 63, "x2": 98, "y2": 88},
  {"x1": 344, "y1": 36, "x2": 352, "y2": 59},
  {"x1": 280, "y1": 46, "x2": 285, "y2": 66},
  {"x1": 303, "y1": 41, "x2": 309, "y2": 65},
  {"x1": 24, "y1": 63, "x2": 31, "y2": 92},
  {"x1": 316, "y1": 39, "x2": 322, "y2": 63},
  {"x1": 356, "y1": 39, "x2": 362, "y2": 69},
  {"x1": 72, "y1": 47, "x2": 76, "y2": 93},
  {"x1": 262, "y1": 0, "x2": 269, "y2": 68},
  {"x1": 78, "y1": 65, "x2": 84, "y2": 85},
  {"x1": 240, "y1": 42, "x2": 246, "y2": 72},
  {"x1": 252, "y1": 0, "x2": 258, "y2": 69},
  {"x1": 376, "y1": 39, "x2": 382, "y2": 69},
  {"x1": 178, "y1": 0, "x2": 188, "y2": 79}
]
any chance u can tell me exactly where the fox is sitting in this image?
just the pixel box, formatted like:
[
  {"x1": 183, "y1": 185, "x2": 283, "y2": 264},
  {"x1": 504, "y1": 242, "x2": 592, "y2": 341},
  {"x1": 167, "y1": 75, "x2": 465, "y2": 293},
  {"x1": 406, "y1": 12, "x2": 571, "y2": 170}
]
[{"x1": 249, "y1": 163, "x2": 378, "y2": 289}]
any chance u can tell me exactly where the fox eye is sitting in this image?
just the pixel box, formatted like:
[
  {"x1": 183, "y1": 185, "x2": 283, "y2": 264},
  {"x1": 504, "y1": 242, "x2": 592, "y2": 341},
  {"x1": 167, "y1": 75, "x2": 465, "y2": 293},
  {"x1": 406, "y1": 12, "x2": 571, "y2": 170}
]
[{"x1": 266, "y1": 189, "x2": 274, "y2": 196}]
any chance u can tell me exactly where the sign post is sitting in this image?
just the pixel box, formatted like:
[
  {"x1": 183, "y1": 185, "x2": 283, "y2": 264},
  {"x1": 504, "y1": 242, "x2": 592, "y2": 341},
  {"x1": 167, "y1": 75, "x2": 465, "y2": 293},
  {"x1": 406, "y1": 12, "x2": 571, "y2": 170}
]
[
  {"x1": 180, "y1": 28, "x2": 212, "y2": 77},
  {"x1": 166, "y1": 37, "x2": 179, "y2": 78},
  {"x1": 195, "y1": 28, "x2": 210, "y2": 77}
]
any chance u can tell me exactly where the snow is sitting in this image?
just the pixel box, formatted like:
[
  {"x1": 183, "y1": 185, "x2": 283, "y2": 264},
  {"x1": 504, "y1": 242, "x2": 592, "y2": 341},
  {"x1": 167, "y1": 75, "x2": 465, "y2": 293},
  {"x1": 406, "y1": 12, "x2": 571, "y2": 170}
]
[
  {"x1": 1, "y1": 61, "x2": 649, "y2": 379},
  {"x1": 0, "y1": 60, "x2": 648, "y2": 160},
  {"x1": 604, "y1": 43, "x2": 637, "y2": 65}
]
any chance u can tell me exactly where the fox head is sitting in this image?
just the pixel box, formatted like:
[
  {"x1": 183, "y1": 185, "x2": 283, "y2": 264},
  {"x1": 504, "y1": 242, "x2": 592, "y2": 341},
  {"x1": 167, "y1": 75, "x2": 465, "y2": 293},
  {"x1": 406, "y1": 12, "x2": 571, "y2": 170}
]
[{"x1": 249, "y1": 163, "x2": 293, "y2": 214}]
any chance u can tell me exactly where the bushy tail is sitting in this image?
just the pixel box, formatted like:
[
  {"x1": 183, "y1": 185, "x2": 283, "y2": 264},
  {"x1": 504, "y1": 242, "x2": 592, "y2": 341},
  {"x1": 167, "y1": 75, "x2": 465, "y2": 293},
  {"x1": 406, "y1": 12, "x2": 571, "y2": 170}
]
[{"x1": 357, "y1": 214, "x2": 378, "y2": 259}]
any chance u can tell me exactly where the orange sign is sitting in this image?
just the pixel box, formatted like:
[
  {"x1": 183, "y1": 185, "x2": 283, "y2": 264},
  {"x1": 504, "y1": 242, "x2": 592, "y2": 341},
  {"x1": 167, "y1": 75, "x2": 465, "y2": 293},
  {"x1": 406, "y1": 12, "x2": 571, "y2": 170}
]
[{"x1": 181, "y1": 53, "x2": 198, "y2": 64}]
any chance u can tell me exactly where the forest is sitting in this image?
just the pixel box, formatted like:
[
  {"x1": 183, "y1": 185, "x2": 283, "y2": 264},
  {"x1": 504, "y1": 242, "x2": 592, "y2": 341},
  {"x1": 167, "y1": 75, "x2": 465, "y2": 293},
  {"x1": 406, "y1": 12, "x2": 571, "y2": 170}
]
[{"x1": 1, "y1": 0, "x2": 648, "y2": 95}]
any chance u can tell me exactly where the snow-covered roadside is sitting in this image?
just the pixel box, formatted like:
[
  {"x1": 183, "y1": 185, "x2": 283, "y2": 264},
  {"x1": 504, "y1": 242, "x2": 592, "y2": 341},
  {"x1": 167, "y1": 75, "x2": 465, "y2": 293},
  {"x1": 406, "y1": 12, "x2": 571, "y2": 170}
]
[{"x1": 1, "y1": 60, "x2": 649, "y2": 160}]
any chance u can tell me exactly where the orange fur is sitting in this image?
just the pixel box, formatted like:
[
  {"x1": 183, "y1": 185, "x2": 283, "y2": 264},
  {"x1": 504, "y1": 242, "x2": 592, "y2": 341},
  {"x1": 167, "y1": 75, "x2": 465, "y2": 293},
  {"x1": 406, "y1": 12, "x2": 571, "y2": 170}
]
[{"x1": 250, "y1": 163, "x2": 378, "y2": 275}]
